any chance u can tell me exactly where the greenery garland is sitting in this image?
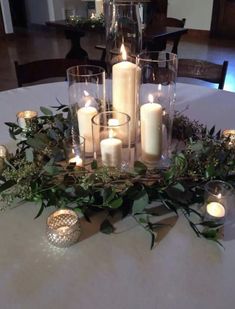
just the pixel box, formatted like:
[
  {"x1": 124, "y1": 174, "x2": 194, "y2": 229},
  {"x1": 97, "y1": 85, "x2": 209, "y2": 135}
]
[{"x1": 1, "y1": 104, "x2": 235, "y2": 248}]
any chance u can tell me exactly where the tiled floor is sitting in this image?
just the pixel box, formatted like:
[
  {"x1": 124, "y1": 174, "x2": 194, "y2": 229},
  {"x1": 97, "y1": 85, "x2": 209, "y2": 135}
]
[{"x1": 0, "y1": 28, "x2": 235, "y2": 92}]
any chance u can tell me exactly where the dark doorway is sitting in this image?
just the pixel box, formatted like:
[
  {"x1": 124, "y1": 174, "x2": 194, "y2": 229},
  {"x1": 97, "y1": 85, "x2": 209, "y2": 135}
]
[
  {"x1": 145, "y1": 0, "x2": 168, "y2": 25},
  {"x1": 0, "y1": 5, "x2": 5, "y2": 35},
  {"x1": 211, "y1": 0, "x2": 235, "y2": 38},
  {"x1": 9, "y1": 0, "x2": 27, "y2": 29}
]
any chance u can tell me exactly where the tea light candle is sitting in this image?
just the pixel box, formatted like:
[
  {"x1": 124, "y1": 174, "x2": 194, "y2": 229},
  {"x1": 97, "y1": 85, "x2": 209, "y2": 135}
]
[
  {"x1": 112, "y1": 44, "x2": 139, "y2": 142},
  {"x1": 46, "y1": 209, "x2": 81, "y2": 248},
  {"x1": 222, "y1": 129, "x2": 235, "y2": 148},
  {"x1": 69, "y1": 155, "x2": 83, "y2": 167},
  {"x1": 206, "y1": 202, "x2": 225, "y2": 218},
  {"x1": 16, "y1": 110, "x2": 38, "y2": 130},
  {"x1": 140, "y1": 94, "x2": 163, "y2": 163},
  {"x1": 77, "y1": 93, "x2": 97, "y2": 153}
]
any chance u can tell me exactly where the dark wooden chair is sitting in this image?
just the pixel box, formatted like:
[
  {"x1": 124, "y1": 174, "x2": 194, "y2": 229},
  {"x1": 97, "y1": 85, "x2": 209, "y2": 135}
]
[
  {"x1": 165, "y1": 17, "x2": 186, "y2": 54},
  {"x1": 14, "y1": 58, "x2": 106, "y2": 87},
  {"x1": 177, "y1": 59, "x2": 228, "y2": 90},
  {"x1": 144, "y1": 17, "x2": 186, "y2": 54}
]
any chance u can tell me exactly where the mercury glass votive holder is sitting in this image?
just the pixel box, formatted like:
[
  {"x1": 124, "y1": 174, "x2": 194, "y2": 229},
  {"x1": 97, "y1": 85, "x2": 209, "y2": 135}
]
[
  {"x1": 63, "y1": 134, "x2": 85, "y2": 167},
  {"x1": 67, "y1": 65, "x2": 106, "y2": 156},
  {"x1": 203, "y1": 180, "x2": 234, "y2": 222},
  {"x1": 222, "y1": 129, "x2": 235, "y2": 148},
  {"x1": 16, "y1": 110, "x2": 38, "y2": 132},
  {"x1": 46, "y1": 209, "x2": 81, "y2": 248},
  {"x1": 92, "y1": 111, "x2": 131, "y2": 169}
]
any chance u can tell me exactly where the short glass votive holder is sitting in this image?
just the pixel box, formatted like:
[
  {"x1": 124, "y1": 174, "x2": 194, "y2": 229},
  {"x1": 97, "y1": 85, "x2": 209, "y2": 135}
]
[
  {"x1": 67, "y1": 65, "x2": 106, "y2": 156},
  {"x1": 203, "y1": 180, "x2": 234, "y2": 223},
  {"x1": 16, "y1": 110, "x2": 38, "y2": 132},
  {"x1": 92, "y1": 111, "x2": 131, "y2": 169},
  {"x1": 222, "y1": 129, "x2": 235, "y2": 148},
  {"x1": 0, "y1": 145, "x2": 8, "y2": 158},
  {"x1": 64, "y1": 134, "x2": 85, "y2": 167},
  {"x1": 46, "y1": 209, "x2": 81, "y2": 248},
  {"x1": 136, "y1": 51, "x2": 178, "y2": 168}
]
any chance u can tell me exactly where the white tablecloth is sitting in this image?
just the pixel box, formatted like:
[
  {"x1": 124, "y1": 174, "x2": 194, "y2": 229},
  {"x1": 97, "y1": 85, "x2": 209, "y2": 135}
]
[{"x1": 0, "y1": 82, "x2": 235, "y2": 309}]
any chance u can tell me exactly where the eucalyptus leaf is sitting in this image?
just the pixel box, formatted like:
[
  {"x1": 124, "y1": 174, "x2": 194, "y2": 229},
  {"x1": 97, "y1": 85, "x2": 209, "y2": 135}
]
[
  {"x1": 40, "y1": 106, "x2": 53, "y2": 116},
  {"x1": 43, "y1": 165, "x2": 62, "y2": 175},
  {"x1": 5, "y1": 122, "x2": 19, "y2": 128},
  {"x1": 109, "y1": 197, "x2": 123, "y2": 209},
  {"x1": 0, "y1": 180, "x2": 16, "y2": 193},
  {"x1": 132, "y1": 193, "x2": 149, "y2": 214},
  {"x1": 134, "y1": 161, "x2": 147, "y2": 175},
  {"x1": 34, "y1": 201, "x2": 45, "y2": 219},
  {"x1": 100, "y1": 219, "x2": 115, "y2": 234},
  {"x1": 25, "y1": 148, "x2": 34, "y2": 162}
]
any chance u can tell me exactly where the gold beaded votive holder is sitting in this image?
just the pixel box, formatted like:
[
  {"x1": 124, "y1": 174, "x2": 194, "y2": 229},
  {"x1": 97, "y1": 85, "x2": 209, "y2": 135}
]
[
  {"x1": 222, "y1": 129, "x2": 235, "y2": 148},
  {"x1": 16, "y1": 110, "x2": 38, "y2": 132},
  {"x1": 46, "y1": 209, "x2": 81, "y2": 248}
]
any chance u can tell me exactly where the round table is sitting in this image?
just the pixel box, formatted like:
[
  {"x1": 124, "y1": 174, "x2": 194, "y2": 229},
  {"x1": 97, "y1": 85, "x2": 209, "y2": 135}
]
[{"x1": 0, "y1": 82, "x2": 235, "y2": 309}]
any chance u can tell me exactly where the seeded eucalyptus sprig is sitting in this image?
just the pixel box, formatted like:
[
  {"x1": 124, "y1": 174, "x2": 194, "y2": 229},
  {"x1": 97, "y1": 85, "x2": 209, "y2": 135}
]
[{"x1": 0, "y1": 105, "x2": 233, "y2": 248}]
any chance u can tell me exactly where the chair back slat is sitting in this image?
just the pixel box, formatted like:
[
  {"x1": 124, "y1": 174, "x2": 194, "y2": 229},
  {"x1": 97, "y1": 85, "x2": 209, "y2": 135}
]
[
  {"x1": 14, "y1": 58, "x2": 106, "y2": 87},
  {"x1": 178, "y1": 59, "x2": 228, "y2": 90}
]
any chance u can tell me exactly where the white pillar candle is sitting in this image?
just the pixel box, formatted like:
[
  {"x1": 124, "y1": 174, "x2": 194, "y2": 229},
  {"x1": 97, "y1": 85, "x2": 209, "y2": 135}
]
[
  {"x1": 69, "y1": 155, "x2": 83, "y2": 167},
  {"x1": 77, "y1": 105, "x2": 97, "y2": 153},
  {"x1": 206, "y1": 202, "x2": 225, "y2": 218},
  {"x1": 100, "y1": 137, "x2": 122, "y2": 167},
  {"x1": 112, "y1": 44, "x2": 139, "y2": 143},
  {"x1": 140, "y1": 95, "x2": 163, "y2": 163}
]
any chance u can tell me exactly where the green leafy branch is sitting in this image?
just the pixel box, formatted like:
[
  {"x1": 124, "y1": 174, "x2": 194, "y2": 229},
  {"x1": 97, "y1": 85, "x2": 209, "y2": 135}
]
[{"x1": 0, "y1": 106, "x2": 234, "y2": 248}]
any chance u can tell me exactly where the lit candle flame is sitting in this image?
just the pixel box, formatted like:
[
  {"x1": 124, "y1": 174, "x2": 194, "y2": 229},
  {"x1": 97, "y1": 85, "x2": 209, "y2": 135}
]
[
  {"x1": 217, "y1": 193, "x2": 222, "y2": 199},
  {"x1": 90, "y1": 13, "x2": 95, "y2": 19},
  {"x1": 148, "y1": 94, "x2": 154, "y2": 103},
  {"x1": 83, "y1": 90, "x2": 92, "y2": 107},
  {"x1": 120, "y1": 44, "x2": 127, "y2": 61}
]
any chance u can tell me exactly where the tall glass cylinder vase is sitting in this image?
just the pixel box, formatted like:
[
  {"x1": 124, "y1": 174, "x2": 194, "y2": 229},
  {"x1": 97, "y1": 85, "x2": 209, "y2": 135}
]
[
  {"x1": 136, "y1": 51, "x2": 178, "y2": 168},
  {"x1": 67, "y1": 65, "x2": 106, "y2": 157},
  {"x1": 104, "y1": 0, "x2": 142, "y2": 72}
]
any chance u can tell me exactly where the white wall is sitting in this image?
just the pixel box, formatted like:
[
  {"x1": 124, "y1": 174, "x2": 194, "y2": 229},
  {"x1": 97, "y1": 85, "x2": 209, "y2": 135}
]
[
  {"x1": 0, "y1": 0, "x2": 13, "y2": 33},
  {"x1": 0, "y1": 0, "x2": 214, "y2": 33},
  {"x1": 25, "y1": 0, "x2": 50, "y2": 25},
  {"x1": 52, "y1": 0, "x2": 65, "y2": 20},
  {"x1": 167, "y1": 0, "x2": 214, "y2": 31}
]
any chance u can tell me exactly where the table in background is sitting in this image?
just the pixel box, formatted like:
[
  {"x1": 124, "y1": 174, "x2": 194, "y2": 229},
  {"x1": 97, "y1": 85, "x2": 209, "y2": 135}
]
[
  {"x1": 0, "y1": 82, "x2": 235, "y2": 309},
  {"x1": 46, "y1": 21, "x2": 188, "y2": 60},
  {"x1": 46, "y1": 20, "x2": 105, "y2": 59}
]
